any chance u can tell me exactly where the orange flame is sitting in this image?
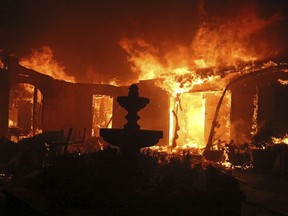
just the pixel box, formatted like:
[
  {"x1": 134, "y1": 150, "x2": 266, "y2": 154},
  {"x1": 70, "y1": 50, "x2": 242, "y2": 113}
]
[
  {"x1": 251, "y1": 88, "x2": 259, "y2": 136},
  {"x1": 272, "y1": 134, "x2": 288, "y2": 144},
  {"x1": 119, "y1": 37, "x2": 164, "y2": 81},
  {"x1": 118, "y1": 3, "x2": 284, "y2": 149},
  {"x1": 119, "y1": 3, "x2": 284, "y2": 96},
  {"x1": 119, "y1": 37, "x2": 223, "y2": 96},
  {"x1": 278, "y1": 79, "x2": 288, "y2": 85},
  {"x1": 0, "y1": 59, "x2": 4, "y2": 69},
  {"x1": 8, "y1": 119, "x2": 17, "y2": 128},
  {"x1": 20, "y1": 46, "x2": 76, "y2": 82},
  {"x1": 192, "y1": 5, "x2": 283, "y2": 68}
]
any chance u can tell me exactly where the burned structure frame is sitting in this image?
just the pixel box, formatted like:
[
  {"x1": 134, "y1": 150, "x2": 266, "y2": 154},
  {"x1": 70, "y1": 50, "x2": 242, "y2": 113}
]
[
  {"x1": 0, "y1": 55, "x2": 125, "y2": 139},
  {"x1": 1, "y1": 54, "x2": 288, "y2": 149}
]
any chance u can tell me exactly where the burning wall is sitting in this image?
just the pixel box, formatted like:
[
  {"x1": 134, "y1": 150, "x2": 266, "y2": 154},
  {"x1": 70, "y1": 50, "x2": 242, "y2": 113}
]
[
  {"x1": 111, "y1": 63, "x2": 288, "y2": 150},
  {"x1": 1, "y1": 54, "x2": 288, "y2": 150},
  {"x1": 229, "y1": 65, "x2": 288, "y2": 145},
  {"x1": 0, "y1": 56, "x2": 123, "y2": 140}
]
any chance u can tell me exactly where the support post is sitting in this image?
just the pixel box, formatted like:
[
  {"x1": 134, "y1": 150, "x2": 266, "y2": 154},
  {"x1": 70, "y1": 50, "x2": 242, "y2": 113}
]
[{"x1": 0, "y1": 69, "x2": 10, "y2": 138}]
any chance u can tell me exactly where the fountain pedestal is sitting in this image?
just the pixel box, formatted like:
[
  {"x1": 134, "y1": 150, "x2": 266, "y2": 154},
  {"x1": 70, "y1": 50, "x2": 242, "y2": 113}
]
[{"x1": 100, "y1": 84, "x2": 163, "y2": 154}]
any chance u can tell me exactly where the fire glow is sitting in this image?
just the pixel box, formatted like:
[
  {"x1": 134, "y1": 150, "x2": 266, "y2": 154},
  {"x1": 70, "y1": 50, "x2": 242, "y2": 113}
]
[
  {"x1": 117, "y1": 2, "x2": 284, "y2": 149},
  {"x1": 20, "y1": 46, "x2": 76, "y2": 83},
  {"x1": 272, "y1": 134, "x2": 288, "y2": 145},
  {"x1": 5, "y1": 1, "x2": 288, "y2": 152}
]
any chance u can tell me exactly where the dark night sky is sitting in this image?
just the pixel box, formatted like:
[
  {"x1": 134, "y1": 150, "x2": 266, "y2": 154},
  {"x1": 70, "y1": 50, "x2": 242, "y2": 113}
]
[{"x1": 0, "y1": 0, "x2": 287, "y2": 84}]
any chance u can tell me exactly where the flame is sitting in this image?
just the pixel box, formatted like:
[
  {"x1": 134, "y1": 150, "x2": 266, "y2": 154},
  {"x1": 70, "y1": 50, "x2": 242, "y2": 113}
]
[
  {"x1": 272, "y1": 134, "x2": 288, "y2": 144},
  {"x1": 169, "y1": 93, "x2": 206, "y2": 149},
  {"x1": 118, "y1": 2, "x2": 284, "y2": 150},
  {"x1": 92, "y1": 95, "x2": 113, "y2": 136},
  {"x1": 0, "y1": 59, "x2": 4, "y2": 69},
  {"x1": 20, "y1": 46, "x2": 76, "y2": 82},
  {"x1": 119, "y1": 37, "x2": 224, "y2": 96},
  {"x1": 192, "y1": 5, "x2": 283, "y2": 68},
  {"x1": 107, "y1": 80, "x2": 120, "y2": 86},
  {"x1": 251, "y1": 88, "x2": 259, "y2": 136},
  {"x1": 86, "y1": 66, "x2": 121, "y2": 86},
  {"x1": 221, "y1": 91, "x2": 232, "y2": 139},
  {"x1": 9, "y1": 119, "x2": 17, "y2": 128},
  {"x1": 23, "y1": 84, "x2": 35, "y2": 96},
  {"x1": 119, "y1": 37, "x2": 164, "y2": 81},
  {"x1": 119, "y1": 2, "x2": 284, "y2": 96},
  {"x1": 278, "y1": 79, "x2": 288, "y2": 85},
  {"x1": 118, "y1": 3, "x2": 283, "y2": 150},
  {"x1": 10, "y1": 2, "x2": 284, "y2": 152},
  {"x1": 262, "y1": 61, "x2": 278, "y2": 68}
]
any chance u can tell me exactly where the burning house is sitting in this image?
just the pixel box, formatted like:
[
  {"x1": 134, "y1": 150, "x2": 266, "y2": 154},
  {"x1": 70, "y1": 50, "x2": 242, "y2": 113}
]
[
  {"x1": 1, "y1": 54, "x2": 288, "y2": 151},
  {"x1": 1, "y1": 2, "x2": 288, "y2": 216},
  {"x1": 0, "y1": 0, "x2": 288, "y2": 153}
]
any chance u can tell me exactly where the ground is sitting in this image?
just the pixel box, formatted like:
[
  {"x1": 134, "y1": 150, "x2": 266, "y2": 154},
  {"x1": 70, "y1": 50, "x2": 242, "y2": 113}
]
[{"x1": 233, "y1": 169, "x2": 288, "y2": 216}]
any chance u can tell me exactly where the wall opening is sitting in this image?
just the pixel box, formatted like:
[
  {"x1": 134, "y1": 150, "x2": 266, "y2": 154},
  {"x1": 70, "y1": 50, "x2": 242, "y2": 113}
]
[
  {"x1": 9, "y1": 83, "x2": 43, "y2": 141},
  {"x1": 169, "y1": 91, "x2": 231, "y2": 150},
  {"x1": 92, "y1": 95, "x2": 113, "y2": 137}
]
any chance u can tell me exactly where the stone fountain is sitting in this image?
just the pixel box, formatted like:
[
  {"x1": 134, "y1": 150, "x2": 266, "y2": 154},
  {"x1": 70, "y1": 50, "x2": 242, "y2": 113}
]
[{"x1": 100, "y1": 84, "x2": 163, "y2": 155}]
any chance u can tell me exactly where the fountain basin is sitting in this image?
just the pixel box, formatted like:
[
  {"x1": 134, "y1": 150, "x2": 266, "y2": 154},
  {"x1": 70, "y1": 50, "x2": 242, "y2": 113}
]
[{"x1": 100, "y1": 128, "x2": 163, "y2": 149}]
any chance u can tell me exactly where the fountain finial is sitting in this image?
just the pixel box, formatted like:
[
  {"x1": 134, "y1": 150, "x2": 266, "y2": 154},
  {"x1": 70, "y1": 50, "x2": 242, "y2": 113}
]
[{"x1": 128, "y1": 84, "x2": 139, "y2": 97}]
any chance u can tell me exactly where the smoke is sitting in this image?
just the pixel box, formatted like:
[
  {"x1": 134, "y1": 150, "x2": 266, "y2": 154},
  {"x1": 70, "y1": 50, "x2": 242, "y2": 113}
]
[{"x1": 0, "y1": 0, "x2": 287, "y2": 84}]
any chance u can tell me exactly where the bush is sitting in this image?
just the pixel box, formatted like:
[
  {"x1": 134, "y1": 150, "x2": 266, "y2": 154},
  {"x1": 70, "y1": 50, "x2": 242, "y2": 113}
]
[{"x1": 30, "y1": 149, "x2": 244, "y2": 215}]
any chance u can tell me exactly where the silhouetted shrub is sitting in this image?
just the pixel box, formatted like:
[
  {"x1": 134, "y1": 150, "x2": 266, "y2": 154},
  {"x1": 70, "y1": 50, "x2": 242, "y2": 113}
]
[{"x1": 29, "y1": 149, "x2": 244, "y2": 215}]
